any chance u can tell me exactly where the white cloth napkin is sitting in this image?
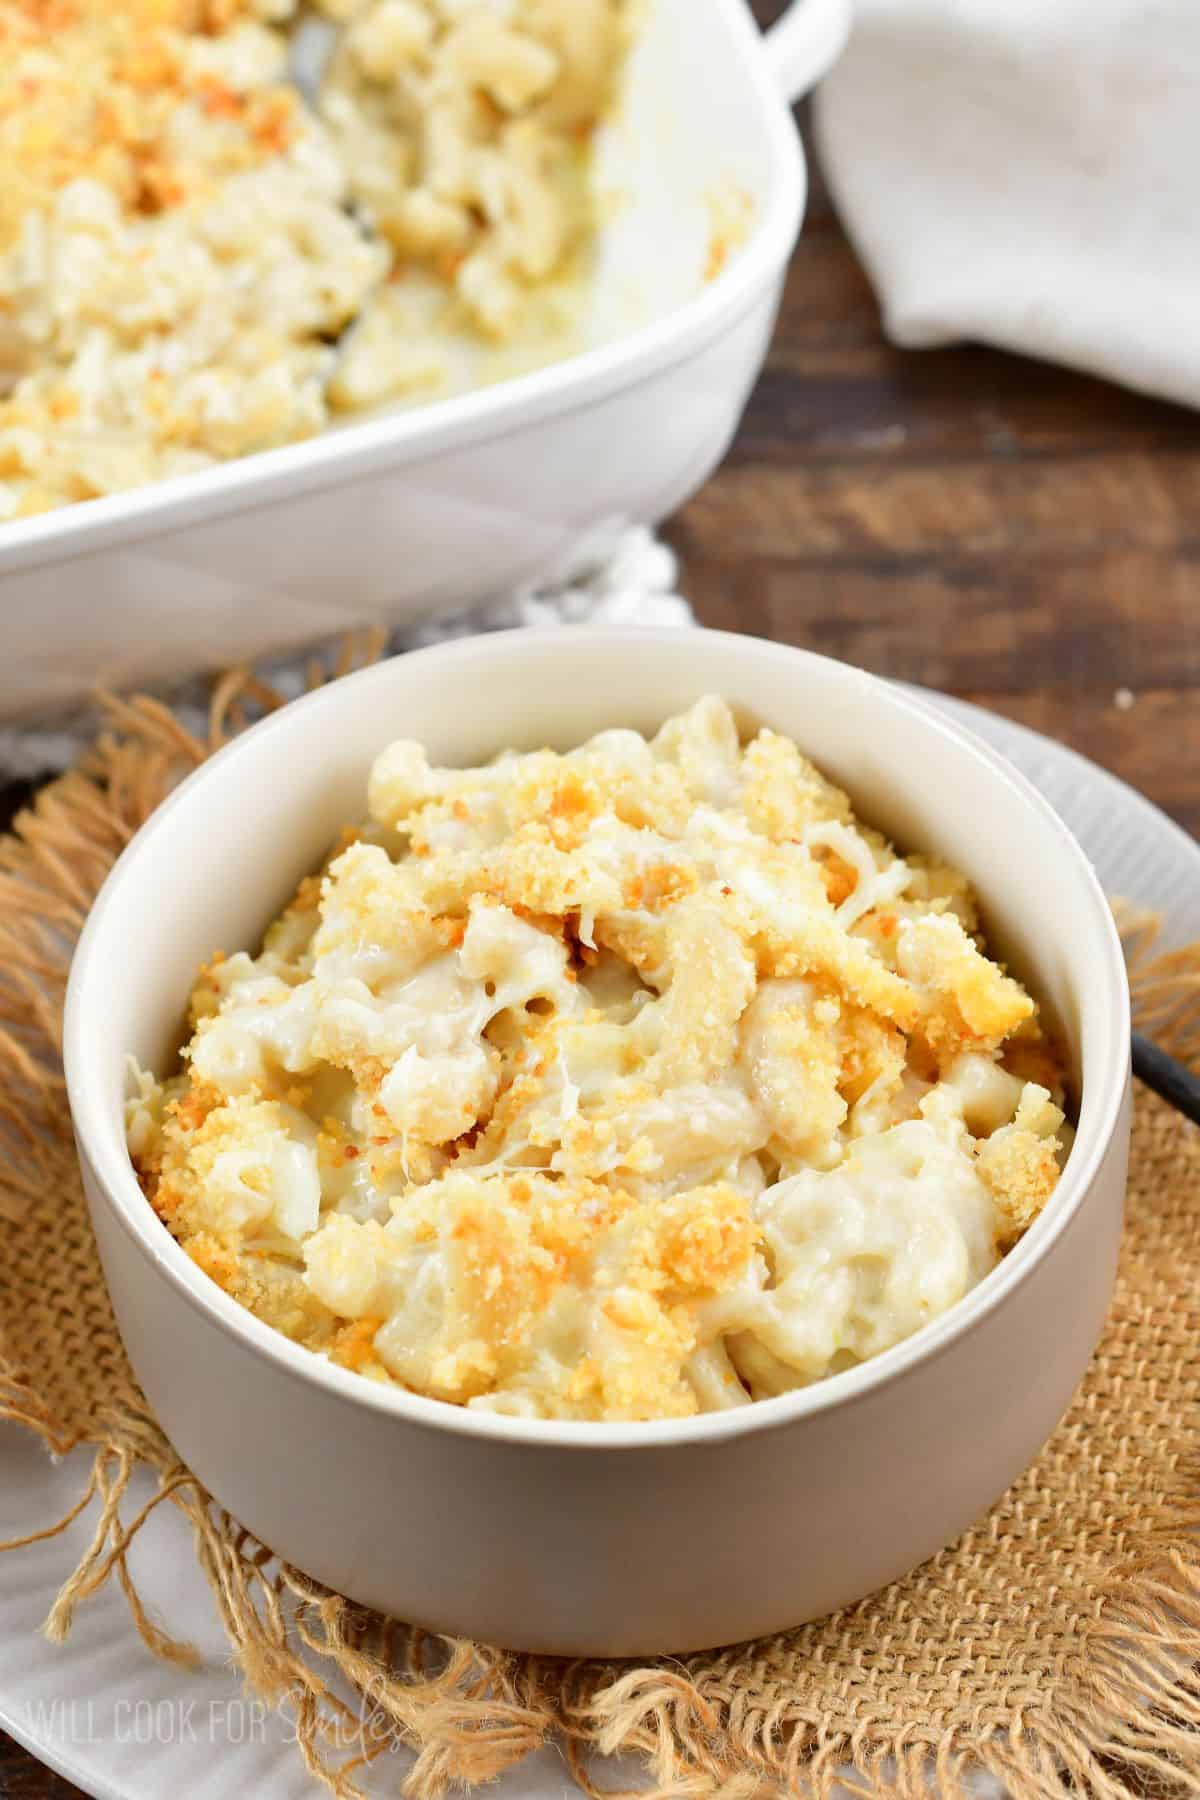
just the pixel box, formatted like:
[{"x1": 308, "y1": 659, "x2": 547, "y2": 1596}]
[{"x1": 814, "y1": 0, "x2": 1200, "y2": 407}]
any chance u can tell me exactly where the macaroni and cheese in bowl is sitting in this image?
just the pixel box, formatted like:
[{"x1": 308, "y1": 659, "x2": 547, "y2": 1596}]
[
  {"x1": 127, "y1": 698, "x2": 1072, "y2": 1422},
  {"x1": 67, "y1": 630, "x2": 1129, "y2": 1652}
]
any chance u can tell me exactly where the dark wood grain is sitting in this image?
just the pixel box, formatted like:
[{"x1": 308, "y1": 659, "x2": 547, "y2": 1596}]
[
  {"x1": 0, "y1": 1742, "x2": 84, "y2": 1800},
  {"x1": 4, "y1": 67, "x2": 1200, "y2": 1800},
  {"x1": 669, "y1": 94, "x2": 1200, "y2": 838}
]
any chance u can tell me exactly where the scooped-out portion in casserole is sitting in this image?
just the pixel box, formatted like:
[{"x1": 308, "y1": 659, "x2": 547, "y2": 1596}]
[
  {"x1": 0, "y1": 0, "x2": 632, "y2": 519},
  {"x1": 127, "y1": 698, "x2": 1072, "y2": 1422}
]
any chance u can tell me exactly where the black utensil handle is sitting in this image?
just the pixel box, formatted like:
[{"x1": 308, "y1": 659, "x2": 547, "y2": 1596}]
[{"x1": 1131, "y1": 1031, "x2": 1200, "y2": 1127}]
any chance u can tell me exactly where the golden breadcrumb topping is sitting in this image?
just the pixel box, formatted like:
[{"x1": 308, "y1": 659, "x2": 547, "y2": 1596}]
[
  {"x1": 0, "y1": 0, "x2": 294, "y2": 250},
  {"x1": 0, "y1": 0, "x2": 631, "y2": 518},
  {"x1": 127, "y1": 698, "x2": 1071, "y2": 1421}
]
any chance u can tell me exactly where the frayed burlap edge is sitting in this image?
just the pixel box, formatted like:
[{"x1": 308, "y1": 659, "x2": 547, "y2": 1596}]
[{"x1": 1, "y1": 666, "x2": 1199, "y2": 1800}]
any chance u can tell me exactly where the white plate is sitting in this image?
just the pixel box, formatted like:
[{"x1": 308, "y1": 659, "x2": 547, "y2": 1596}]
[{"x1": 2, "y1": 689, "x2": 1195, "y2": 1800}]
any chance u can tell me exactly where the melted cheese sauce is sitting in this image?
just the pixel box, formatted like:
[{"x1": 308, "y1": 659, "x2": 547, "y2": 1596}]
[{"x1": 127, "y1": 698, "x2": 1070, "y2": 1420}]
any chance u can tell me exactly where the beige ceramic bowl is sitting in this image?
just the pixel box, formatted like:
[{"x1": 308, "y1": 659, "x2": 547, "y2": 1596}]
[{"x1": 64, "y1": 629, "x2": 1131, "y2": 1655}]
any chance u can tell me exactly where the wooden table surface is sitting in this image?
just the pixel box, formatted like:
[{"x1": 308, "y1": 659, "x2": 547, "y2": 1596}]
[
  {"x1": 3, "y1": 89, "x2": 1199, "y2": 1800},
  {"x1": 670, "y1": 137, "x2": 1200, "y2": 842}
]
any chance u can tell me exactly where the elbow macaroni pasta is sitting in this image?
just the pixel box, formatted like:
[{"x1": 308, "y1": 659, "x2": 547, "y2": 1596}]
[
  {"x1": 128, "y1": 698, "x2": 1071, "y2": 1421},
  {"x1": 0, "y1": 0, "x2": 630, "y2": 518}
]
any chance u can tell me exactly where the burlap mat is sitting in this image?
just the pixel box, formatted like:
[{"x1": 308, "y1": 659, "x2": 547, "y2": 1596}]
[{"x1": 2, "y1": 675, "x2": 1200, "y2": 1800}]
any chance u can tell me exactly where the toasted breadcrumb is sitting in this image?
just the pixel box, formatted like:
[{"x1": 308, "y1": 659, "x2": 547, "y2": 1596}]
[
  {"x1": 977, "y1": 1085, "x2": 1064, "y2": 1247},
  {"x1": 0, "y1": 0, "x2": 632, "y2": 517},
  {"x1": 129, "y1": 699, "x2": 1070, "y2": 1421}
]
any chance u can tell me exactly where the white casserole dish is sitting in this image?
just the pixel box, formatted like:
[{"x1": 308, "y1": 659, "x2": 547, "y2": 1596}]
[
  {"x1": 0, "y1": 0, "x2": 849, "y2": 722},
  {"x1": 64, "y1": 627, "x2": 1132, "y2": 1656}
]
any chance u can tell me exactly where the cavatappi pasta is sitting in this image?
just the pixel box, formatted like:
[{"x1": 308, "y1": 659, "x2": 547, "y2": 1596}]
[
  {"x1": 127, "y1": 698, "x2": 1072, "y2": 1421},
  {"x1": 0, "y1": 0, "x2": 630, "y2": 518}
]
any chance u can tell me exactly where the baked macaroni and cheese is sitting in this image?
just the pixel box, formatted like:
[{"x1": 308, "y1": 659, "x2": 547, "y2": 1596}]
[
  {"x1": 127, "y1": 699, "x2": 1071, "y2": 1422},
  {"x1": 0, "y1": 0, "x2": 630, "y2": 518}
]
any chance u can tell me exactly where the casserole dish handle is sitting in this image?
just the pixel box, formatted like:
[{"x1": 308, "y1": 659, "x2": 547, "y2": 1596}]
[{"x1": 765, "y1": 0, "x2": 852, "y2": 101}]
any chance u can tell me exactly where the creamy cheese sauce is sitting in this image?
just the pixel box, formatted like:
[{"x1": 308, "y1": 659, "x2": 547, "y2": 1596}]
[{"x1": 127, "y1": 697, "x2": 1070, "y2": 1421}]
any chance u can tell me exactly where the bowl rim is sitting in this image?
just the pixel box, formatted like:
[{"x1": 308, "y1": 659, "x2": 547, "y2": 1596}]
[
  {"x1": 0, "y1": 0, "x2": 805, "y2": 575},
  {"x1": 64, "y1": 627, "x2": 1132, "y2": 1451}
]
